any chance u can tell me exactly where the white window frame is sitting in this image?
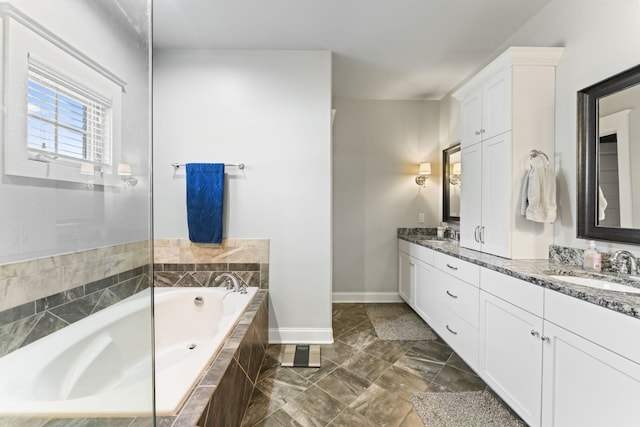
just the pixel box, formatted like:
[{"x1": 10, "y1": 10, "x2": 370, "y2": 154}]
[
  {"x1": 27, "y1": 58, "x2": 113, "y2": 167},
  {"x1": 2, "y1": 6, "x2": 124, "y2": 185}
]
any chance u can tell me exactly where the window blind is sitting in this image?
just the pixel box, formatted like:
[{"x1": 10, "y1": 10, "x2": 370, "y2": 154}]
[{"x1": 27, "y1": 61, "x2": 112, "y2": 165}]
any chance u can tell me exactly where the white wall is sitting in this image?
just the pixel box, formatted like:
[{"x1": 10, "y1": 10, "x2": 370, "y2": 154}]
[
  {"x1": 439, "y1": 0, "x2": 640, "y2": 254},
  {"x1": 332, "y1": 99, "x2": 440, "y2": 300},
  {"x1": 153, "y1": 49, "x2": 333, "y2": 343},
  {"x1": 0, "y1": 0, "x2": 151, "y2": 263}
]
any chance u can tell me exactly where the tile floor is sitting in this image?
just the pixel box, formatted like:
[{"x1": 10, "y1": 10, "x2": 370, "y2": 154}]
[{"x1": 241, "y1": 303, "x2": 524, "y2": 426}]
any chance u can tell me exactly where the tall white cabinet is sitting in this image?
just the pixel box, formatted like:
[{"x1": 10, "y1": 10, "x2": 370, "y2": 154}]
[{"x1": 452, "y1": 47, "x2": 563, "y2": 259}]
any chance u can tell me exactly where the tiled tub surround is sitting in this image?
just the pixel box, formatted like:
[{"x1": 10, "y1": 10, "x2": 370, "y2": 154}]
[
  {"x1": 0, "y1": 241, "x2": 152, "y2": 359},
  {"x1": 154, "y1": 239, "x2": 269, "y2": 289},
  {"x1": 154, "y1": 238, "x2": 270, "y2": 426},
  {"x1": 0, "y1": 264, "x2": 151, "y2": 358},
  {"x1": 157, "y1": 289, "x2": 269, "y2": 427},
  {"x1": 398, "y1": 232, "x2": 640, "y2": 319},
  {"x1": 0, "y1": 240, "x2": 151, "y2": 312}
]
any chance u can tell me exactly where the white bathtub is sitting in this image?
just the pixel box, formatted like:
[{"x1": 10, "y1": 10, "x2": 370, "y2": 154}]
[{"x1": 0, "y1": 286, "x2": 258, "y2": 417}]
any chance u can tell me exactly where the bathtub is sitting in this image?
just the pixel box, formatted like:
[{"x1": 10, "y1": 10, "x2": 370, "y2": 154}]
[{"x1": 0, "y1": 286, "x2": 258, "y2": 417}]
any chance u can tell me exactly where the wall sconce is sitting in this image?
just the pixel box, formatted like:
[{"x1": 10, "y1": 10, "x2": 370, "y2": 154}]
[
  {"x1": 117, "y1": 163, "x2": 138, "y2": 188},
  {"x1": 450, "y1": 162, "x2": 461, "y2": 186},
  {"x1": 415, "y1": 162, "x2": 431, "y2": 187}
]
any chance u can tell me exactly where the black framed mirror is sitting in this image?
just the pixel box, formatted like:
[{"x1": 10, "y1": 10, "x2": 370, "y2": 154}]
[
  {"x1": 577, "y1": 64, "x2": 640, "y2": 244},
  {"x1": 442, "y1": 143, "x2": 461, "y2": 223}
]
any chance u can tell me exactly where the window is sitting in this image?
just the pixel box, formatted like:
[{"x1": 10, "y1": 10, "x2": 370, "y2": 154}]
[
  {"x1": 3, "y1": 8, "x2": 123, "y2": 185},
  {"x1": 27, "y1": 61, "x2": 112, "y2": 165}
]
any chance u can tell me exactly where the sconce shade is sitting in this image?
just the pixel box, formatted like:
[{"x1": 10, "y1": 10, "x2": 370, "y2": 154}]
[
  {"x1": 452, "y1": 162, "x2": 461, "y2": 175},
  {"x1": 418, "y1": 162, "x2": 431, "y2": 175},
  {"x1": 117, "y1": 163, "x2": 132, "y2": 176}
]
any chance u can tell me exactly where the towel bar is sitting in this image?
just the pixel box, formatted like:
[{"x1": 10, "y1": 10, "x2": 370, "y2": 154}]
[{"x1": 171, "y1": 162, "x2": 245, "y2": 170}]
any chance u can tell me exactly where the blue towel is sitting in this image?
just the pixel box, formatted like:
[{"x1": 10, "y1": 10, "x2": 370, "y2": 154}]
[{"x1": 186, "y1": 163, "x2": 225, "y2": 243}]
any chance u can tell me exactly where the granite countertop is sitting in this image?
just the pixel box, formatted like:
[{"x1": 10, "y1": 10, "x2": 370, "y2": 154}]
[{"x1": 399, "y1": 234, "x2": 640, "y2": 320}]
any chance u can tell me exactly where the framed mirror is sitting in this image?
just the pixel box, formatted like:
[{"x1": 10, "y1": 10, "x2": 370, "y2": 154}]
[
  {"x1": 442, "y1": 143, "x2": 461, "y2": 223},
  {"x1": 577, "y1": 64, "x2": 640, "y2": 244}
]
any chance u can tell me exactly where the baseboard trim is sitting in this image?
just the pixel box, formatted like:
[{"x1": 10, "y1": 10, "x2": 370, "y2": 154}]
[
  {"x1": 332, "y1": 292, "x2": 402, "y2": 303},
  {"x1": 268, "y1": 328, "x2": 334, "y2": 344}
]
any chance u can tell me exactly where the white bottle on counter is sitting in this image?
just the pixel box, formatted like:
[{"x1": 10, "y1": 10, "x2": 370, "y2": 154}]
[{"x1": 583, "y1": 240, "x2": 602, "y2": 271}]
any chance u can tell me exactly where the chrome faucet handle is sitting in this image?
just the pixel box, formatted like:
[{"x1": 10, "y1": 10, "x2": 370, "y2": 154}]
[{"x1": 214, "y1": 272, "x2": 241, "y2": 290}]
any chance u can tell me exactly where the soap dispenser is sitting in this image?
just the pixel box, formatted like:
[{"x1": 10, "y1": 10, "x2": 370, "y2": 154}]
[{"x1": 583, "y1": 241, "x2": 602, "y2": 271}]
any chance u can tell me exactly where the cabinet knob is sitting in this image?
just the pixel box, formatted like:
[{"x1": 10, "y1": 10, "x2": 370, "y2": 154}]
[
  {"x1": 446, "y1": 290, "x2": 458, "y2": 299},
  {"x1": 480, "y1": 129, "x2": 485, "y2": 133},
  {"x1": 446, "y1": 325, "x2": 458, "y2": 335},
  {"x1": 530, "y1": 330, "x2": 540, "y2": 338},
  {"x1": 475, "y1": 130, "x2": 481, "y2": 136},
  {"x1": 541, "y1": 336, "x2": 551, "y2": 343}
]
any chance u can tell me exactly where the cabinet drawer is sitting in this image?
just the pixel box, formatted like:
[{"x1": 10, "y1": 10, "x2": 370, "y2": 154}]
[
  {"x1": 434, "y1": 252, "x2": 479, "y2": 287},
  {"x1": 434, "y1": 269, "x2": 479, "y2": 328},
  {"x1": 480, "y1": 267, "x2": 543, "y2": 317},
  {"x1": 433, "y1": 306, "x2": 478, "y2": 371},
  {"x1": 398, "y1": 239, "x2": 434, "y2": 264}
]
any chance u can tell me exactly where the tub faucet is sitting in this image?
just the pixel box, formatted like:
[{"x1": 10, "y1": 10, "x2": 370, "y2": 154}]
[
  {"x1": 214, "y1": 273, "x2": 247, "y2": 294},
  {"x1": 611, "y1": 250, "x2": 639, "y2": 275}
]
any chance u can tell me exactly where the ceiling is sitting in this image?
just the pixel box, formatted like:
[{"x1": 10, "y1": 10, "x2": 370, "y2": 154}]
[{"x1": 152, "y1": 0, "x2": 552, "y2": 100}]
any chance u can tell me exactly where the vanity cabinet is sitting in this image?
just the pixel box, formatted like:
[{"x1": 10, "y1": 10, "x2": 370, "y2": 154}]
[
  {"x1": 479, "y1": 267, "x2": 640, "y2": 427},
  {"x1": 398, "y1": 240, "x2": 434, "y2": 321},
  {"x1": 398, "y1": 242, "x2": 640, "y2": 427},
  {"x1": 452, "y1": 47, "x2": 563, "y2": 259},
  {"x1": 541, "y1": 290, "x2": 640, "y2": 427},
  {"x1": 479, "y1": 268, "x2": 544, "y2": 427},
  {"x1": 430, "y1": 252, "x2": 480, "y2": 370},
  {"x1": 398, "y1": 250, "x2": 414, "y2": 305},
  {"x1": 541, "y1": 321, "x2": 640, "y2": 427}
]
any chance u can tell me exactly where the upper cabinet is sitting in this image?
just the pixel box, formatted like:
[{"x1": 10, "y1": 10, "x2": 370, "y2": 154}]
[
  {"x1": 452, "y1": 47, "x2": 564, "y2": 259},
  {"x1": 459, "y1": 68, "x2": 511, "y2": 148}
]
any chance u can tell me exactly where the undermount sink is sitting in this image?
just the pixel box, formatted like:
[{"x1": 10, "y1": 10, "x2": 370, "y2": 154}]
[
  {"x1": 549, "y1": 275, "x2": 640, "y2": 294},
  {"x1": 419, "y1": 237, "x2": 456, "y2": 244}
]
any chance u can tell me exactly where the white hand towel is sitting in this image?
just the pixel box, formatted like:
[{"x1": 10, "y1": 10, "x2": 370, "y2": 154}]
[
  {"x1": 598, "y1": 186, "x2": 608, "y2": 221},
  {"x1": 524, "y1": 157, "x2": 557, "y2": 223},
  {"x1": 520, "y1": 171, "x2": 530, "y2": 217}
]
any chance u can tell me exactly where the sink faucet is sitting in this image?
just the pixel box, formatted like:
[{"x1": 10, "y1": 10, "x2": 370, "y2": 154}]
[
  {"x1": 214, "y1": 273, "x2": 247, "y2": 294},
  {"x1": 611, "y1": 250, "x2": 639, "y2": 275},
  {"x1": 444, "y1": 226, "x2": 458, "y2": 240}
]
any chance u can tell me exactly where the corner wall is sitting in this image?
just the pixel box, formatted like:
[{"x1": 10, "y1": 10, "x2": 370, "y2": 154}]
[
  {"x1": 332, "y1": 99, "x2": 441, "y2": 301},
  {"x1": 153, "y1": 50, "x2": 333, "y2": 343}
]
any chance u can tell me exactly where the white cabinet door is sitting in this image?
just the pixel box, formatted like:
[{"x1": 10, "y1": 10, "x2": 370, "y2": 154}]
[
  {"x1": 398, "y1": 251, "x2": 415, "y2": 306},
  {"x1": 482, "y1": 68, "x2": 511, "y2": 140},
  {"x1": 541, "y1": 321, "x2": 640, "y2": 427},
  {"x1": 481, "y1": 132, "x2": 511, "y2": 258},
  {"x1": 414, "y1": 258, "x2": 433, "y2": 323},
  {"x1": 460, "y1": 87, "x2": 483, "y2": 148},
  {"x1": 479, "y1": 291, "x2": 543, "y2": 427},
  {"x1": 460, "y1": 143, "x2": 482, "y2": 251}
]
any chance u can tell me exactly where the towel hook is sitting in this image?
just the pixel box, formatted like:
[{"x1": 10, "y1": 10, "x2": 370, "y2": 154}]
[{"x1": 529, "y1": 150, "x2": 549, "y2": 167}]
